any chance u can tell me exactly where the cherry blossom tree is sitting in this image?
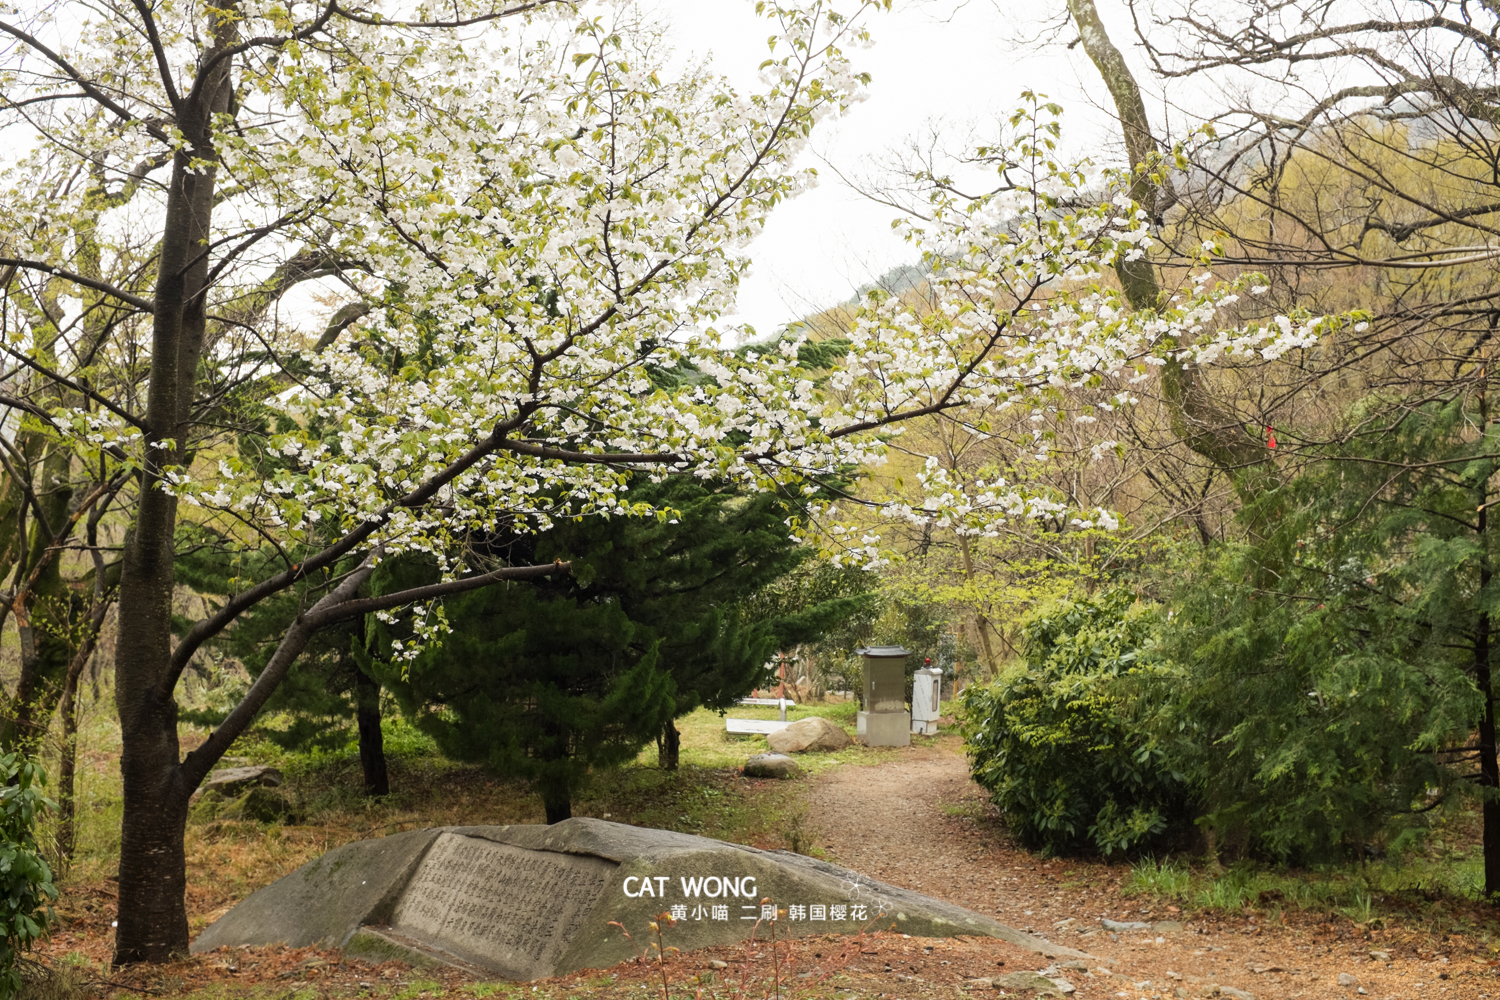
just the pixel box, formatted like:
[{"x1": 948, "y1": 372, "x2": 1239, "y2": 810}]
[{"x1": 0, "y1": 0, "x2": 1338, "y2": 963}]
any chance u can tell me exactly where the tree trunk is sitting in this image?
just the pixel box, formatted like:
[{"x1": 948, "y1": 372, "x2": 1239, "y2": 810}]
[
  {"x1": 114, "y1": 37, "x2": 231, "y2": 960},
  {"x1": 114, "y1": 699, "x2": 193, "y2": 963},
  {"x1": 55, "y1": 651, "x2": 88, "y2": 873},
  {"x1": 1, "y1": 443, "x2": 83, "y2": 752},
  {"x1": 658, "y1": 720, "x2": 680, "y2": 771},
  {"x1": 1478, "y1": 609, "x2": 1500, "y2": 898},
  {"x1": 355, "y1": 668, "x2": 389, "y2": 797},
  {"x1": 1477, "y1": 364, "x2": 1500, "y2": 898},
  {"x1": 542, "y1": 786, "x2": 572, "y2": 824},
  {"x1": 959, "y1": 535, "x2": 1000, "y2": 673},
  {"x1": 1066, "y1": 0, "x2": 1272, "y2": 496}
]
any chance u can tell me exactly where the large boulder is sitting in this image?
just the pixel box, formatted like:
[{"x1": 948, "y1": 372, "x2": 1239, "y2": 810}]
[
  {"x1": 743, "y1": 752, "x2": 801, "y2": 778},
  {"x1": 192, "y1": 818, "x2": 1087, "y2": 980},
  {"x1": 766, "y1": 715, "x2": 852, "y2": 753}
]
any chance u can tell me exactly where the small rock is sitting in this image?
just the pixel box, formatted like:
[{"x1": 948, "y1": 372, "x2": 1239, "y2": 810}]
[
  {"x1": 1368, "y1": 950, "x2": 1391, "y2": 962},
  {"x1": 1357, "y1": 990, "x2": 1367, "y2": 996},
  {"x1": 709, "y1": 960, "x2": 728, "y2": 970},
  {"x1": 1174, "y1": 990, "x2": 1187, "y2": 999},
  {"x1": 203, "y1": 765, "x2": 283, "y2": 796},
  {"x1": 1053, "y1": 918, "x2": 1078, "y2": 931},
  {"x1": 1047, "y1": 977, "x2": 1076, "y2": 994},
  {"x1": 995, "y1": 971, "x2": 1061, "y2": 993},
  {"x1": 1219, "y1": 988, "x2": 1257, "y2": 1000},
  {"x1": 1058, "y1": 960, "x2": 1088, "y2": 972},
  {"x1": 218, "y1": 785, "x2": 296, "y2": 823},
  {"x1": 743, "y1": 752, "x2": 801, "y2": 778},
  {"x1": 766, "y1": 715, "x2": 853, "y2": 753},
  {"x1": 1337, "y1": 972, "x2": 1358, "y2": 987},
  {"x1": 1101, "y1": 917, "x2": 1152, "y2": 931},
  {"x1": 1166, "y1": 970, "x2": 1182, "y2": 980}
]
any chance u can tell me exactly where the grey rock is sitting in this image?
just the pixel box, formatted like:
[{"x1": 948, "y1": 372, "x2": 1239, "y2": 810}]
[
  {"x1": 766, "y1": 716, "x2": 853, "y2": 753},
  {"x1": 1058, "y1": 960, "x2": 1088, "y2": 971},
  {"x1": 1337, "y1": 972, "x2": 1358, "y2": 986},
  {"x1": 192, "y1": 827, "x2": 440, "y2": 953},
  {"x1": 1220, "y1": 988, "x2": 1257, "y2": 1000},
  {"x1": 744, "y1": 752, "x2": 801, "y2": 778},
  {"x1": 1100, "y1": 918, "x2": 1151, "y2": 931},
  {"x1": 203, "y1": 765, "x2": 283, "y2": 796},
  {"x1": 708, "y1": 959, "x2": 728, "y2": 969},
  {"x1": 1368, "y1": 950, "x2": 1391, "y2": 962},
  {"x1": 995, "y1": 971, "x2": 1063, "y2": 993},
  {"x1": 194, "y1": 818, "x2": 1088, "y2": 980},
  {"x1": 223, "y1": 786, "x2": 296, "y2": 824}
]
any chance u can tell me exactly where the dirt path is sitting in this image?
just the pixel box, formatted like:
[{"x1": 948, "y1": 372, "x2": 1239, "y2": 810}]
[{"x1": 805, "y1": 738, "x2": 1493, "y2": 1000}]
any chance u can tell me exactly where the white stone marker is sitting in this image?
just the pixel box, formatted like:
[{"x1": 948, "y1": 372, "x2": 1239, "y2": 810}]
[{"x1": 911, "y1": 665, "x2": 943, "y2": 735}]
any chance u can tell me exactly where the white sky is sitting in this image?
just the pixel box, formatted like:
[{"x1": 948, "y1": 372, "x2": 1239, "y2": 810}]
[{"x1": 649, "y1": 0, "x2": 1135, "y2": 340}]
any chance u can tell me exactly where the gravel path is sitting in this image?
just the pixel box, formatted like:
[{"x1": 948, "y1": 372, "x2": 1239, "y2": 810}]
[{"x1": 804, "y1": 738, "x2": 1495, "y2": 1000}]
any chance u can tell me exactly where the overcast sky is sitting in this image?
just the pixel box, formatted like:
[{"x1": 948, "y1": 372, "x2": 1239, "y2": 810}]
[{"x1": 648, "y1": 0, "x2": 1135, "y2": 340}]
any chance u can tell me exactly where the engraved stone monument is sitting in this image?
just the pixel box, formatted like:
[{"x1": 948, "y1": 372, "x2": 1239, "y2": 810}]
[{"x1": 192, "y1": 818, "x2": 1083, "y2": 979}]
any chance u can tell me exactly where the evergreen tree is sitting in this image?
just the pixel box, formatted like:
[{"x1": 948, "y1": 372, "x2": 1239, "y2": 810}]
[
  {"x1": 369, "y1": 477, "x2": 869, "y2": 818},
  {"x1": 1162, "y1": 392, "x2": 1494, "y2": 866}
]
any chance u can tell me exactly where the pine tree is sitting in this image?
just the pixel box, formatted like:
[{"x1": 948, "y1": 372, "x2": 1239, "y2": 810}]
[{"x1": 370, "y1": 477, "x2": 869, "y2": 818}]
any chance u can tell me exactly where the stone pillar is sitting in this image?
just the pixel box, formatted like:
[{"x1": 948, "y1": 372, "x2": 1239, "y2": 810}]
[
  {"x1": 911, "y1": 665, "x2": 942, "y2": 735},
  {"x1": 856, "y1": 645, "x2": 910, "y2": 747}
]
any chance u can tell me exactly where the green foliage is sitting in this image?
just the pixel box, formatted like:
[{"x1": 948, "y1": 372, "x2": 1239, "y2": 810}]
[
  {"x1": 371, "y1": 477, "x2": 866, "y2": 816},
  {"x1": 960, "y1": 590, "x2": 1188, "y2": 857},
  {"x1": 176, "y1": 524, "x2": 371, "y2": 752},
  {"x1": 0, "y1": 753, "x2": 56, "y2": 996},
  {"x1": 375, "y1": 584, "x2": 678, "y2": 819},
  {"x1": 1159, "y1": 395, "x2": 1488, "y2": 862}
]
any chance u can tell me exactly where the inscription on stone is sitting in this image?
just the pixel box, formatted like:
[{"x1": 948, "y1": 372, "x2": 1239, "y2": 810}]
[{"x1": 392, "y1": 833, "x2": 616, "y2": 979}]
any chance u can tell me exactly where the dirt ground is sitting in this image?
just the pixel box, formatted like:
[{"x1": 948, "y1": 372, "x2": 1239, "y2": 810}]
[
  {"x1": 804, "y1": 738, "x2": 1500, "y2": 1000},
  {"x1": 48, "y1": 734, "x2": 1500, "y2": 1000}
]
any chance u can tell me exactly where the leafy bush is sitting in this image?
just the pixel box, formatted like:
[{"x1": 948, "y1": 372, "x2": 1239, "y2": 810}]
[
  {"x1": 960, "y1": 590, "x2": 1190, "y2": 857},
  {"x1": 0, "y1": 753, "x2": 56, "y2": 995}
]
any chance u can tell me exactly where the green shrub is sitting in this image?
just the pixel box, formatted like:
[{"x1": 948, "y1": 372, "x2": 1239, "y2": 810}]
[
  {"x1": 0, "y1": 753, "x2": 57, "y2": 996},
  {"x1": 960, "y1": 590, "x2": 1189, "y2": 857}
]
